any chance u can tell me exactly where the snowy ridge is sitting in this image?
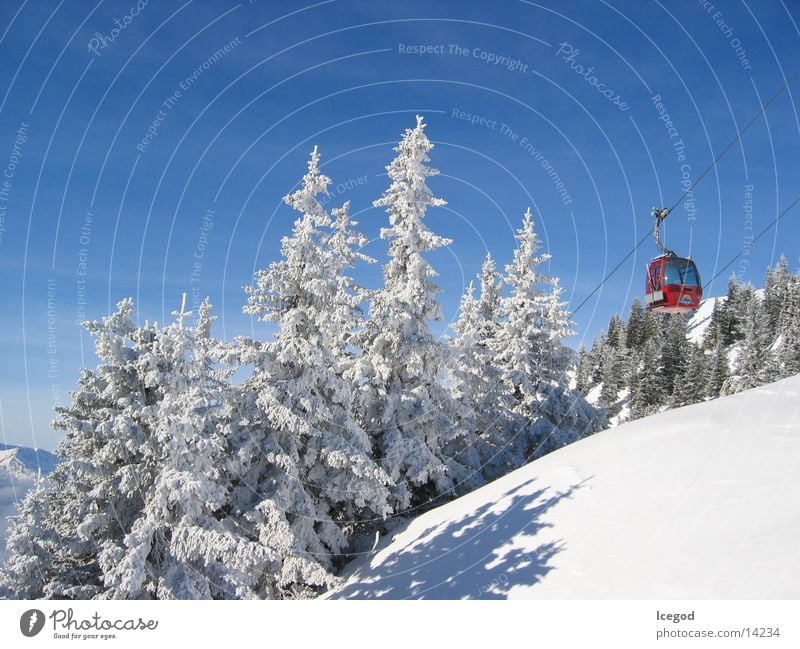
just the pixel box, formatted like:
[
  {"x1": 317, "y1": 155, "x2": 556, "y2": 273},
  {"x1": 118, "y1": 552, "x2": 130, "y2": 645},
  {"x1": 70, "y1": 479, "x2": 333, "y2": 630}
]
[{"x1": 328, "y1": 375, "x2": 800, "y2": 599}]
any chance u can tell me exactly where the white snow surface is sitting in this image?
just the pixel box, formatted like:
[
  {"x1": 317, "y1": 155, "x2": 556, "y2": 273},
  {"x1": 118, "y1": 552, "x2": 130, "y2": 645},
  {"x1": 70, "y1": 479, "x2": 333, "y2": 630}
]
[
  {"x1": 328, "y1": 375, "x2": 800, "y2": 599},
  {"x1": 0, "y1": 444, "x2": 59, "y2": 562},
  {"x1": 686, "y1": 295, "x2": 722, "y2": 345}
]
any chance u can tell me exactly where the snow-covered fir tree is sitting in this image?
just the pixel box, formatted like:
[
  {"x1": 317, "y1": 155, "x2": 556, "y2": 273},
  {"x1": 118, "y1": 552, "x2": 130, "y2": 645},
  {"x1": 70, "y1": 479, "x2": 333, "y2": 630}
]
[
  {"x1": 672, "y1": 343, "x2": 707, "y2": 407},
  {"x1": 0, "y1": 476, "x2": 63, "y2": 598},
  {"x1": 100, "y1": 298, "x2": 283, "y2": 599},
  {"x1": 352, "y1": 116, "x2": 469, "y2": 509},
  {"x1": 587, "y1": 335, "x2": 606, "y2": 383},
  {"x1": 776, "y1": 274, "x2": 800, "y2": 375},
  {"x1": 449, "y1": 254, "x2": 516, "y2": 482},
  {"x1": 630, "y1": 337, "x2": 665, "y2": 419},
  {"x1": 730, "y1": 292, "x2": 775, "y2": 392},
  {"x1": 242, "y1": 146, "x2": 393, "y2": 594},
  {"x1": 705, "y1": 275, "x2": 747, "y2": 350},
  {"x1": 599, "y1": 316, "x2": 629, "y2": 410},
  {"x1": 764, "y1": 256, "x2": 790, "y2": 335},
  {"x1": 625, "y1": 298, "x2": 647, "y2": 350},
  {"x1": 661, "y1": 314, "x2": 691, "y2": 399},
  {"x1": 642, "y1": 307, "x2": 664, "y2": 345},
  {"x1": 0, "y1": 299, "x2": 164, "y2": 599},
  {"x1": 706, "y1": 335, "x2": 731, "y2": 396},
  {"x1": 1, "y1": 298, "x2": 327, "y2": 600},
  {"x1": 493, "y1": 208, "x2": 601, "y2": 459},
  {"x1": 574, "y1": 347, "x2": 592, "y2": 396},
  {"x1": 327, "y1": 200, "x2": 376, "y2": 358}
]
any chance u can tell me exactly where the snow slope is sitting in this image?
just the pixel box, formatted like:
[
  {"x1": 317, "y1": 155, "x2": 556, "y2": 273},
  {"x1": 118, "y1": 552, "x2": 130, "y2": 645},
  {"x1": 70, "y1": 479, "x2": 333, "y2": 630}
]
[
  {"x1": 686, "y1": 295, "x2": 722, "y2": 345},
  {"x1": 328, "y1": 375, "x2": 800, "y2": 599},
  {"x1": 0, "y1": 444, "x2": 59, "y2": 561}
]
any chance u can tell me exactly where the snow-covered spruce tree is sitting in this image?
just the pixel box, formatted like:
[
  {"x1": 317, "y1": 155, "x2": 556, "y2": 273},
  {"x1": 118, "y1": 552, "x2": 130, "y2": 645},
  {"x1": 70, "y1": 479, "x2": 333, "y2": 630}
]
[
  {"x1": 0, "y1": 299, "x2": 160, "y2": 599},
  {"x1": 327, "y1": 200, "x2": 376, "y2": 358},
  {"x1": 737, "y1": 282, "x2": 757, "y2": 318},
  {"x1": 606, "y1": 314, "x2": 626, "y2": 349},
  {"x1": 446, "y1": 283, "x2": 490, "y2": 489},
  {"x1": 3, "y1": 300, "x2": 187, "y2": 598},
  {"x1": 448, "y1": 254, "x2": 516, "y2": 483},
  {"x1": 587, "y1": 335, "x2": 606, "y2": 384},
  {"x1": 642, "y1": 307, "x2": 664, "y2": 345},
  {"x1": 706, "y1": 334, "x2": 730, "y2": 397},
  {"x1": 0, "y1": 477, "x2": 62, "y2": 598},
  {"x1": 353, "y1": 116, "x2": 470, "y2": 509},
  {"x1": 598, "y1": 314, "x2": 629, "y2": 407},
  {"x1": 764, "y1": 256, "x2": 790, "y2": 336},
  {"x1": 494, "y1": 208, "x2": 601, "y2": 460},
  {"x1": 779, "y1": 273, "x2": 800, "y2": 336},
  {"x1": 0, "y1": 298, "x2": 300, "y2": 600},
  {"x1": 702, "y1": 301, "x2": 723, "y2": 351},
  {"x1": 242, "y1": 147, "x2": 393, "y2": 593},
  {"x1": 575, "y1": 347, "x2": 592, "y2": 396},
  {"x1": 660, "y1": 314, "x2": 691, "y2": 400},
  {"x1": 776, "y1": 274, "x2": 800, "y2": 376},
  {"x1": 630, "y1": 337, "x2": 665, "y2": 419},
  {"x1": 599, "y1": 344, "x2": 629, "y2": 409},
  {"x1": 672, "y1": 343, "x2": 707, "y2": 407},
  {"x1": 705, "y1": 275, "x2": 746, "y2": 349},
  {"x1": 100, "y1": 299, "x2": 282, "y2": 599},
  {"x1": 625, "y1": 298, "x2": 647, "y2": 351},
  {"x1": 730, "y1": 292, "x2": 776, "y2": 393}
]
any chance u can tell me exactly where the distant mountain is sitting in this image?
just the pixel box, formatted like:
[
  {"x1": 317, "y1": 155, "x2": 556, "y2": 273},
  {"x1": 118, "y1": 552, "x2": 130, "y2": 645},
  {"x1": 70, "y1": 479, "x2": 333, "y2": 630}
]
[
  {"x1": 0, "y1": 444, "x2": 60, "y2": 561},
  {"x1": 0, "y1": 443, "x2": 60, "y2": 477}
]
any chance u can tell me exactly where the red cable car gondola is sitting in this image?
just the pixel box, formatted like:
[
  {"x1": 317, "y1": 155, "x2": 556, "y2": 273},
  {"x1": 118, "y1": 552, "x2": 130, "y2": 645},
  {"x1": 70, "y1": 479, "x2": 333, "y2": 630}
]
[{"x1": 644, "y1": 208, "x2": 702, "y2": 313}]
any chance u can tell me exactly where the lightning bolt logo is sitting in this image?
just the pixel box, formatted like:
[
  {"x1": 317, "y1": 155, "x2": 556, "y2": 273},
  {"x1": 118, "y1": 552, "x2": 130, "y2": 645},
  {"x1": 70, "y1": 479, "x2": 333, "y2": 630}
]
[{"x1": 20, "y1": 609, "x2": 45, "y2": 637}]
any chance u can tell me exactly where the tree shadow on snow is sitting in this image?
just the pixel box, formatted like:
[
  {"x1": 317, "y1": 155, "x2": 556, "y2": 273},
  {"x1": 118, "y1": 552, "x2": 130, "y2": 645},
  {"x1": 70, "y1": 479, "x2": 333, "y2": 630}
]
[{"x1": 335, "y1": 477, "x2": 588, "y2": 599}]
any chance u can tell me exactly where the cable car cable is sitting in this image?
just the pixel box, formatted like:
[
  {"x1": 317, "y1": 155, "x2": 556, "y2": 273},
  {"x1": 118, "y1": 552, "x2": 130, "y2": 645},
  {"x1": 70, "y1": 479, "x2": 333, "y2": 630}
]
[
  {"x1": 570, "y1": 66, "x2": 800, "y2": 317},
  {"x1": 701, "y1": 193, "x2": 800, "y2": 290},
  {"x1": 570, "y1": 231, "x2": 651, "y2": 316},
  {"x1": 664, "y1": 65, "x2": 800, "y2": 217}
]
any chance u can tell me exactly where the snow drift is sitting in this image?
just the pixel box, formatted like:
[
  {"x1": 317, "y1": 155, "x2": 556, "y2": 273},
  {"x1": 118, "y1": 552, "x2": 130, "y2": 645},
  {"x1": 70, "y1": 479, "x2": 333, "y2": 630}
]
[{"x1": 328, "y1": 375, "x2": 800, "y2": 599}]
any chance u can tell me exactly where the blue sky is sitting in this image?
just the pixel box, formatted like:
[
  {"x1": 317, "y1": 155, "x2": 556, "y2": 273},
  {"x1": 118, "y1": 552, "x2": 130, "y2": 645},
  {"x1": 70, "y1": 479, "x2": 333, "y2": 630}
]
[{"x1": 1, "y1": 0, "x2": 798, "y2": 450}]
